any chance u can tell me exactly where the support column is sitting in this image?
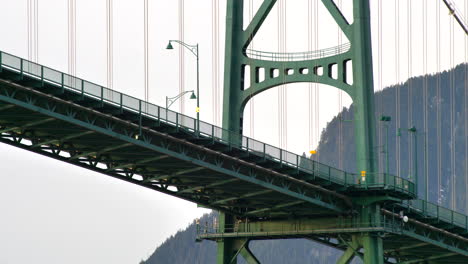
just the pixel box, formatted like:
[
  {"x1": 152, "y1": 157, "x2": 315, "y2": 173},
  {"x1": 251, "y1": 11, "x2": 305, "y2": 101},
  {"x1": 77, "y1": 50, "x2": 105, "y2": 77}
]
[
  {"x1": 217, "y1": 212, "x2": 261, "y2": 264},
  {"x1": 357, "y1": 204, "x2": 384, "y2": 264},
  {"x1": 351, "y1": 0, "x2": 383, "y2": 262},
  {"x1": 217, "y1": 212, "x2": 237, "y2": 263},
  {"x1": 351, "y1": 0, "x2": 377, "y2": 179},
  {"x1": 222, "y1": 0, "x2": 244, "y2": 138}
]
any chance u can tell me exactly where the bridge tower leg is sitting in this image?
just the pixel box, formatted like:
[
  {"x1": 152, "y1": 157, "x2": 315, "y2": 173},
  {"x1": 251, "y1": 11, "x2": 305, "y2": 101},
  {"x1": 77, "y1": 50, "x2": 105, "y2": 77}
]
[
  {"x1": 221, "y1": 0, "x2": 382, "y2": 263},
  {"x1": 217, "y1": 212, "x2": 260, "y2": 264}
]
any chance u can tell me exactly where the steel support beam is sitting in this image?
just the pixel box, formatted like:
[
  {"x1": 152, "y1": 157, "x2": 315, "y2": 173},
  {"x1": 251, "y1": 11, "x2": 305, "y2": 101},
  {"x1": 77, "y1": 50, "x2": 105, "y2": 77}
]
[
  {"x1": 178, "y1": 178, "x2": 239, "y2": 194},
  {"x1": 384, "y1": 243, "x2": 429, "y2": 254},
  {"x1": 400, "y1": 253, "x2": 458, "y2": 264},
  {"x1": 244, "y1": 201, "x2": 304, "y2": 215},
  {"x1": 69, "y1": 143, "x2": 132, "y2": 160},
  {"x1": 105, "y1": 155, "x2": 169, "y2": 172},
  {"x1": 31, "y1": 131, "x2": 94, "y2": 148},
  {"x1": 211, "y1": 190, "x2": 273, "y2": 205},
  {"x1": 0, "y1": 117, "x2": 54, "y2": 133},
  {"x1": 144, "y1": 167, "x2": 205, "y2": 182}
]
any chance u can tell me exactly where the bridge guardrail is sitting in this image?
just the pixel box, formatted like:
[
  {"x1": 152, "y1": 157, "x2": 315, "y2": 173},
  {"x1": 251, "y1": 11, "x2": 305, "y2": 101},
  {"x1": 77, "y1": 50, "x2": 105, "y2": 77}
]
[
  {"x1": 195, "y1": 216, "x2": 403, "y2": 238},
  {"x1": 0, "y1": 51, "x2": 415, "y2": 198},
  {"x1": 402, "y1": 199, "x2": 468, "y2": 231},
  {"x1": 245, "y1": 43, "x2": 351, "y2": 61}
]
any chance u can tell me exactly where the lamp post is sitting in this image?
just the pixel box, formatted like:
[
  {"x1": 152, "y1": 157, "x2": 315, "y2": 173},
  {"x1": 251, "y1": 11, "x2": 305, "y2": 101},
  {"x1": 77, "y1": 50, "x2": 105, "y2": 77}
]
[
  {"x1": 398, "y1": 126, "x2": 417, "y2": 197},
  {"x1": 166, "y1": 90, "x2": 197, "y2": 109},
  {"x1": 379, "y1": 116, "x2": 391, "y2": 176},
  {"x1": 165, "y1": 90, "x2": 197, "y2": 122},
  {"x1": 166, "y1": 40, "x2": 200, "y2": 132}
]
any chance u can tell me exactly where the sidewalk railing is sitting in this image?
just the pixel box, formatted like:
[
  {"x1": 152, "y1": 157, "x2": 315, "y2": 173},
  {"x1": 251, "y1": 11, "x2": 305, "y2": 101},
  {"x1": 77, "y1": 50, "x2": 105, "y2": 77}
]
[{"x1": 0, "y1": 50, "x2": 415, "y2": 198}]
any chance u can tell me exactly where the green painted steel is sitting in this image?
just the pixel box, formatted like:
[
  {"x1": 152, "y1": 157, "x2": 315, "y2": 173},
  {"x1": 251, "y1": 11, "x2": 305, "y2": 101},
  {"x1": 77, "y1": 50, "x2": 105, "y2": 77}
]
[
  {"x1": 0, "y1": 2, "x2": 466, "y2": 262},
  {"x1": 221, "y1": 0, "x2": 383, "y2": 262},
  {"x1": 198, "y1": 214, "x2": 468, "y2": 263}
]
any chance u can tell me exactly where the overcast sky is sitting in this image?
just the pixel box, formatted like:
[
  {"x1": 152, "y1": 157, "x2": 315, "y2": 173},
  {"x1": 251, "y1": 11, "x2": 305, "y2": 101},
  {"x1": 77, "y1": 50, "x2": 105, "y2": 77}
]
[{"x1": 0, "y1": 1, "x2": 467, "y2": 263}]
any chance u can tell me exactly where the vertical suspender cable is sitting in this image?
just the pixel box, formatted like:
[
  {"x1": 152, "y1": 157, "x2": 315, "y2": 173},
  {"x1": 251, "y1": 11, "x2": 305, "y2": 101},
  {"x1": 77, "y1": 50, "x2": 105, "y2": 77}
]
[
  {"x1": 283, "y1": 1, "x2": 287, "y2": 149},
  {"x1": 395, "y1": 0, "x2": 401, "y2": 178},
  {"x1": 212, "y1": 0, "x2": 220, "y2": 126},
  {"x1": 465, "y1": 0, "x2": 468, "y2": 214},
  {"x1": 407, "y1": 0, "x2": 413, "y2": 180},
  {"x1": 106, "y1": 0, "x2": 113, "y2": 91},
  {"x1": 450, "y1": 8, "x2": 456, "y2": 210},
  {"x1": 248, "y1": 0, "x2": 255, "y2": 138},
  {"x1": 378, "y1": 0, "x2": 383, "y2": 173},
  {"x1": 395, "y1": 0, "x2": 401, "y2": 176},
  {"x1": 34, "y1": 0, "x2": 38, "y2": 63},
  {"x1": 178, "y1": 0, "x2": 185, "y2": 113},
  {"x1": 315, "y1": 0, "x2": 320, "y2": 162},
  {"x1": 436, "y1": 0, "x2": 442, "y2": 204},
  {"x1": 68, "y1": 0, "x2": 76, "y2": 76},
  {"x1": 35, "y1": 0, "x2": 39, "y2": 62},
  {"x1": 277, "y1": 1, "x2": 281, "y2": 148},
  {"x1": 144, "y1": 0, "x2": 149, "y2": 103},
  {"x1": 337, "y1": 0, "x2": 343, "y2": 170},
  {"x1": 423, "y1": 0, "x2": 429, "y2": 201},
  {"x1": 307, "y1": 0, "x2": 312, "y2": 152},
  {"x1": 27, "y1": 0, "x2": 31, "y2": 61},
  {"x1": 277, "y1": 0, "x2": 287, "y2": 149},
  {"x1": 27, "y1": 0, "x2": 39, "y2": 63}
]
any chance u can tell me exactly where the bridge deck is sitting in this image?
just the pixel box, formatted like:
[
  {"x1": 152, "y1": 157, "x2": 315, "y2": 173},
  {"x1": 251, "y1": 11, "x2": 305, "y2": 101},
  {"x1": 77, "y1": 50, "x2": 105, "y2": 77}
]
[{"x1": 0, "y1": 51, "x2": 468, "y2": 262}]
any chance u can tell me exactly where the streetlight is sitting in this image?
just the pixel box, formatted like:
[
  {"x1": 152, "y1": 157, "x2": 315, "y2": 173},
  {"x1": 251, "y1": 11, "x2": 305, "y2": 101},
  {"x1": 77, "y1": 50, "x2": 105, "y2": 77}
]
[
  {"x1": 166, "y1": 90, "x2": 197, "y2": 109},
  {"x1": 379, "y1": 115, "x2": 391, "y2": 176},
  {"x1": 166, "y1": 40, "x2": 200, "y2": 132},
  {"x1": 398, "y1": 126, "x2": 417, "y2": 197},
  {"x1": 165, "y1": 90, "x2": 197, "y2": 123}
]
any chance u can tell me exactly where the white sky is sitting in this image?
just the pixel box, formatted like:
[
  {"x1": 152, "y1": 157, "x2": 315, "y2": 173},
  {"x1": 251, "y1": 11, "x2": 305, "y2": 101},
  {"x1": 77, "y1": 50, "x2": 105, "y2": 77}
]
[{"x1": 0, "y1": 0, "x2": 467, "y2": 263}]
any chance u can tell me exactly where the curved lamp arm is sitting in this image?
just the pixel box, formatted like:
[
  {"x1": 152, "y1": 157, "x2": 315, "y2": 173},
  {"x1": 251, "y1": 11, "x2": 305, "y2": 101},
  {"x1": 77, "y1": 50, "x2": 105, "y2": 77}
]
[
  {"x1": 166, "y1": 90, "x2": 196, "y2": 109},
  {"x1": 167, "y1": 40, "x2": 198, "y2": 58}
]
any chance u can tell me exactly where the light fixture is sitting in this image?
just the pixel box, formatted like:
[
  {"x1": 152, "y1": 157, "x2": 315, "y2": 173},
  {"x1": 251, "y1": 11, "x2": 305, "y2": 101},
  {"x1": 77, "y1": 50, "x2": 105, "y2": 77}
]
[
  {"x1": 190, "y1": 91, "x2": 197, "y2": 99},
  {"x1": 166, "y1": 42, "x2": 174, "y2": 50}
]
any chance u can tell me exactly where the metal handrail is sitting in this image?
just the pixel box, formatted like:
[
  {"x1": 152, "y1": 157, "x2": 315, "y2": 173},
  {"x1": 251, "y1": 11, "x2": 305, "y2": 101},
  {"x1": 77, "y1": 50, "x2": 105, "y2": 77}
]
[
  {"x1": 0, "y1": 50, "x2": 415, "y2": 198},
  {"x1": 245, "y1": 43, "x2": 351, "y2": 61}
]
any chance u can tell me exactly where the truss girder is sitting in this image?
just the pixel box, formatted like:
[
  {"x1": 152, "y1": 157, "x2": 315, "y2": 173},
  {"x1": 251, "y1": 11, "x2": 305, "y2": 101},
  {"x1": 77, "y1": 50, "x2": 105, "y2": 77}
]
[{"x1": 0, "y1": 77, "x2": 349, "y2": 217}]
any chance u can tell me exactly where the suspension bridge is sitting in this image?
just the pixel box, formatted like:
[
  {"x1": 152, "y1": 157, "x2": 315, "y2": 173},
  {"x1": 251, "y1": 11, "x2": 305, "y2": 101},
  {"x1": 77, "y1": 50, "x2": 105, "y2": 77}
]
[{"x1": 2, "y1": 0, "x2": 468, "y2": 263}]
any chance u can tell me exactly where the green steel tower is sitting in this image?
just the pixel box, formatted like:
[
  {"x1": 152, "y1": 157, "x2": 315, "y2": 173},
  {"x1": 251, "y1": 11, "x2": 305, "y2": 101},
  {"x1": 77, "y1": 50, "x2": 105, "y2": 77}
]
[{"x1": 220, "y1": 0, "x2": 381, "y2": 263}]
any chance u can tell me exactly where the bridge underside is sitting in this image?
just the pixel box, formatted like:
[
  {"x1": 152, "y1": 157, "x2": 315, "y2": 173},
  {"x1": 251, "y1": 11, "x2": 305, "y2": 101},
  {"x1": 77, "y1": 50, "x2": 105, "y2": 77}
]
[
  {"x1": 0, "y1": 67, "x2": 349, "y2": 219},
  {"x1": 0, "y1": 62, "x2": 468, "y2": 263}
]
